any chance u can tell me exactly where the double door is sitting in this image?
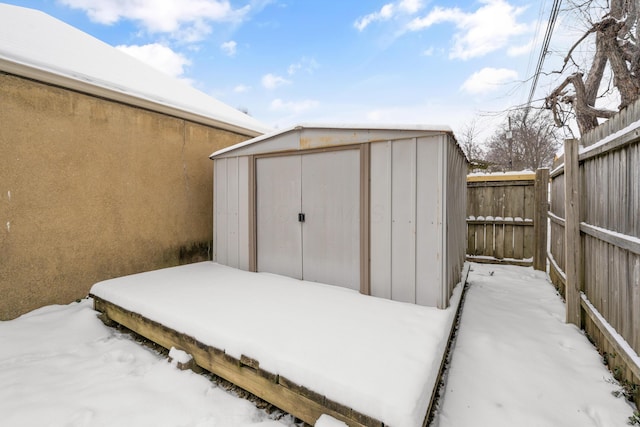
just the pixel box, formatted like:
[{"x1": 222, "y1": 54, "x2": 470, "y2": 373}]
[{"x1": 256, "y1": 149, "x2": 360, "y2": 290}]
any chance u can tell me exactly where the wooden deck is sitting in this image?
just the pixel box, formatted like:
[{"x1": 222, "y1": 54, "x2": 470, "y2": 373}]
[{"x1": 91, "y1": 263, "x2": 470, "y2": 426}]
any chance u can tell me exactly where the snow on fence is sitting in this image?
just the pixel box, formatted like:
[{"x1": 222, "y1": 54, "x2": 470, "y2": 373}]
[
  {"x1": 466, "y1": 170, "x2": 548, "y2": 271},
  {"x1": 548, "y1": 98, "x2": 640, "y2": 408}
]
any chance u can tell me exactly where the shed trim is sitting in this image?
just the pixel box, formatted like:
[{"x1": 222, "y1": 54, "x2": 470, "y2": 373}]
[{"x1": 210, "y1": 125, "x2": 455, "y2": 158}]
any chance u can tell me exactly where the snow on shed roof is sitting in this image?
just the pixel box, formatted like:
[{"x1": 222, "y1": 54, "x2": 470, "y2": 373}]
[
  {"x1": 0, "y1": 4, "x2": 270, "y2": 137},
  {"x1": 210, "y1": 123, "x2": 455, "y2": 158}
]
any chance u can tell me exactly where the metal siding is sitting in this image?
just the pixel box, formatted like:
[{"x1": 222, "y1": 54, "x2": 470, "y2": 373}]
[
  {"x1": 238, "y1": 156, "x2": 250, "y2": 271},
  {"x1": 301, "y1": 150, "x2": 360, "y2": 290},
  {"x1": 416, "y1": 137, "x2": 442, "y2": 306},
  {"x1": 256, "y1": 156, "x2": 303, "y2": 279},
  {"x1": 226, "y1": 157, "x2": 239, "y2": 268},
  {"x1": 369, "y1": 141, "x2": 392, "y2": 299},
  {"x1": 439, "y1": 139, "x2": 449, "y2": 308},
  {"x1": 446, "y1": 137, "x2": 468, "y2": 305},
  {"x1": 391, "y1": 138, "x2": 417, "y2": 303},
  {"x1": 214, "y1": 158, "x2": 228, "y2": 265}
]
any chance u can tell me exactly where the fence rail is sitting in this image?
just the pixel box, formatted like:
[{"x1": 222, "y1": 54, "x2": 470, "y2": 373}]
[{"x1": 548, "y1": 98, "x2": 640, "y2": 407}]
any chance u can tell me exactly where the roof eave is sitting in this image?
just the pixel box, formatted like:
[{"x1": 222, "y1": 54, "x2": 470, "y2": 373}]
[{"x1": 0, "y1": 57, "x2": 265, "y2": 138}]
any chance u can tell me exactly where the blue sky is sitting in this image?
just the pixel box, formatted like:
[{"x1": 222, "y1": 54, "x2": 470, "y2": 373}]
[{"x1": 4, "y1": 1, "x2": 576, "y2": 141}]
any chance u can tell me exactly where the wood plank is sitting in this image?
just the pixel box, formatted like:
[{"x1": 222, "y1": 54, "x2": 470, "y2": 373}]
[
  {"x1": 523, "y1": 225, "x2": 534, "y2": 260},
  {"x1": 466, "y1": 256, "x2": 533, "y2": 267},
  {"x1": 466, "y1": 173, "x2": 535, "y2": 182},
  {"x1": 631, "y1": 253, "x2": 640, "y2": 355},
  {"x1": 503, "y1": 224, "x2": 515, "y2": 259},
  {"x1": 475, "y1": 224, "x2": 486, "y2": 257},
  {"x1": 466, "y1": 219, "x2": 534, "y2": 226},
  {"x1": 92, "y1": 297, "x2": 380, "y2": 427},
  {"x1": 533, "y1": 168, "x2": 550, "y2": 271},
  {"x1": 494, "y1": 224, "x2": 505, "y2": 260},
  {"x1": 564, "y1": 138, "x2": 582, "y2": 326},
  {"x1": 513, "y1": 225, "x2": 525, "y2": 259},
  {"x1": 580, "y1": 222, "x2": 640, "y2": 256},
  {"x1": 467, "y1": 223, "x2": 476, "y2": 256}
]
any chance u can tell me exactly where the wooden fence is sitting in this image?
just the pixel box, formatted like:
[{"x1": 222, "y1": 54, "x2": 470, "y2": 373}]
[
  {"x1": 467, "y1": 170, "x2": 548, "y2": 270},
  {"x1": 548, "y1": 98, "x2": 640, "y2": 407}
]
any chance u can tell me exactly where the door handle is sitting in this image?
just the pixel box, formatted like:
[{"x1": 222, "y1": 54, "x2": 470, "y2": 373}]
[{"x1": 298, "y1": 213, "x2": 305, "y2": 222}]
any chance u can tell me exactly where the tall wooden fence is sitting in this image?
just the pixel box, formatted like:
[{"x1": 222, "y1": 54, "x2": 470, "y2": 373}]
[
  {"x1": 467, "y1": 170, "x2": 548, "y2": 270},
  {"x1": 548, "y1": 98, "x2": 640, "y2": 407}
]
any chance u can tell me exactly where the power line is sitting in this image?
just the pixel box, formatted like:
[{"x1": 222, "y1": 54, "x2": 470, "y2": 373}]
[{"x1": 525, "y1": 0, "x2": 562, "y2": 118}]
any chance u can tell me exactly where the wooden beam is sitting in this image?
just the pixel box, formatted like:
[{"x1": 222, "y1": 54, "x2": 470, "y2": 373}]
[
  {"x1": 466, "y1": 173, "x2": 536, "y2": 183},
  {"x1": 580, "y1": 222, "x2": 640, "y2": 256},
  {"x1": 533, "y1": 168, "x2": 550, "y2": 271},
  {"x1": 466, "y1": 256, "x2": 533, "y2": 267},
  {"x1": 92, "y1": 297, "x2": 381, "y2": 427},
  {"x1": 466, "y1": 219, "x2": 533, "y2": 226},
  {"x1": 564, "y1": 138, "x2": 582, "y2": 327}
]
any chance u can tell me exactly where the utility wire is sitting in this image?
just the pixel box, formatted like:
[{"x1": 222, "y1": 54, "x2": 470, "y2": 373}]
[{"x1": 524, "y1": 0, "x2": 562, "y2": 119}]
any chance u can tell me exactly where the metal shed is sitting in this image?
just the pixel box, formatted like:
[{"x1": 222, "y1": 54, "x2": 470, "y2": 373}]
[{"x1": 210, "y1": 124, "x2": 468, "y2": 308}]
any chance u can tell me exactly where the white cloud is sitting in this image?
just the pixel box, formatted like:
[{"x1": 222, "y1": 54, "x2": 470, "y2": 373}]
[
  {"x1": 287, "y1": 57, "x2": 319, "y2": 75},
  {"x1": 461, "y1": 67, "x2": 518, "y2": 94},
  {"x1": 116, "y1": 43, "x2": 191, "y2": 78},
  {"x1": 407, "y1": 0, "x2": 531, "y2": 60},
  {"x1": 354, "y1": 0, "x2": 423, "y2": 31},
  {"x1": 261, "y1": 73, "x2": 291, "y2": 90},
  {"x1": 269, "y1": 98, "x2": 318, "y2": 113},
  {"x1": 60, "y1": 0, "x2": 249, "y2": 42},
  {"x1": 220, "y1": 40, "x2": 237, "y2": 56},
  {"x1": 421, "y1": 46, "x2": 435, "y2": 56},
  {"x1": 233, "y1": 84, "x2": 251, "y2": 93}
]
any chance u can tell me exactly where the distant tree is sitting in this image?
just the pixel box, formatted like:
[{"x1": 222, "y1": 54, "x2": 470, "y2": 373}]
[
  {"x1": 458, "y1": 119, "x2": 485, "y2": 161},
  {"x1": 545, "y1": 0, "x2": 639, "y2": 135},
  {"x1": 485, "y1": 110, "x2": 560, "y2": 171},
  {"x1": 458, "y1": 119, "x2": 489, "y2": 172}
]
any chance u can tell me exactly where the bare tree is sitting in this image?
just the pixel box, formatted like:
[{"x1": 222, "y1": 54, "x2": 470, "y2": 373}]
[
  {"x1": 545, "y1": 0, "x2": 640, "y2": 135},
  {"x1": 457, "y1": 119, "x2": 485, "y2": 162},
  {"x1": 485, "y1": 110, "x2": 560, "y2": 171}
]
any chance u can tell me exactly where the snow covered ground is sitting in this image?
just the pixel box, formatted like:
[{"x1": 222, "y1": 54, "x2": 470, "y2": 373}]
[
  {"x1": 434, "y1": 263, "x2": 636, "y2": 427},
  {"x1": 0, "y1": 298, "x2": 292, "y2": 427},
  {"x1": 1, "y1": 263, "x2": 636, "y2": 427}
]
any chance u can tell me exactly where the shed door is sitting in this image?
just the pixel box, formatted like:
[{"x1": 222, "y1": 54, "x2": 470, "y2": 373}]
[
  {"x1": 302, "y1": 150, "x2": 360, "y2": 289},
  {"x1": 256, "y1": 150, "x2": 360, "y2": 290},
  {"x1": 256, "y1": 155, "x2": 303, "y2": 279}
]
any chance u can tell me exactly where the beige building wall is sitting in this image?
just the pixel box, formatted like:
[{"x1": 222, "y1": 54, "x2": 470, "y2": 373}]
[{"x1": 0, "y1": 73, "x2": 248, "y2": 319}]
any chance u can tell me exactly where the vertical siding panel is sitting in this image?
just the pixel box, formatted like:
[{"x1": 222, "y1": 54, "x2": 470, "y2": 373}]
[
  {"x1": 416, "y1": 137, "x2": 441, "y2": 306},
  {"x1": 369, "y1": 141, "x2": 392, "y2": 299},
  {"x1": 226, "y1": 157, "x2": 239, "y2": 268},
  {"x1": 391, "y1": 138, "x2": 416, "y2": 303},
  {"x1": 446, "y1": 137, "x2": 466, "y2": 304},
  {"x1": 214, "y1": 158, "x2": 228, "y2": 265},
  {"x1": 238, "y1": 156, "x2": 250, "y2": 271}
]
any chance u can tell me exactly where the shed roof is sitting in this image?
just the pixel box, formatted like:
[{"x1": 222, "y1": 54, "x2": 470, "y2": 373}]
[
  {"x1": 0, "y1": 4, "x2": 270, "y2": 137},
  {"x1": 210, "y1": 123, "x2": 455, "y2": 158}
]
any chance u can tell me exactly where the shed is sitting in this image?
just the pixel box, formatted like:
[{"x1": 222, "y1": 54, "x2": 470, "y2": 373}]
[{"x1": 210, "y1": 124, "x2": 468, "y2": 308}]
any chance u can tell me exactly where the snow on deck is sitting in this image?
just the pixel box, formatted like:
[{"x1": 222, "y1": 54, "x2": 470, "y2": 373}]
[{"x1": 90, "y1": 262, "x2": 462, "y2": 427}]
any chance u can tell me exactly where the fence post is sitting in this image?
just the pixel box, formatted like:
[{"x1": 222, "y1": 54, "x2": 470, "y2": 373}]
[
  {"x1": 564, "y1": 139, "x2": 582, "y2": 326},
  {"x1": 533, "y1": 168, "x2": 549, "y2": 271}
]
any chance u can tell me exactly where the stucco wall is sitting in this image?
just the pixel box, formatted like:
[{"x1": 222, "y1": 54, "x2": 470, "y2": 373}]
[{"x1": 0, "y1": 73, "x2": 248, "y2": 319}]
